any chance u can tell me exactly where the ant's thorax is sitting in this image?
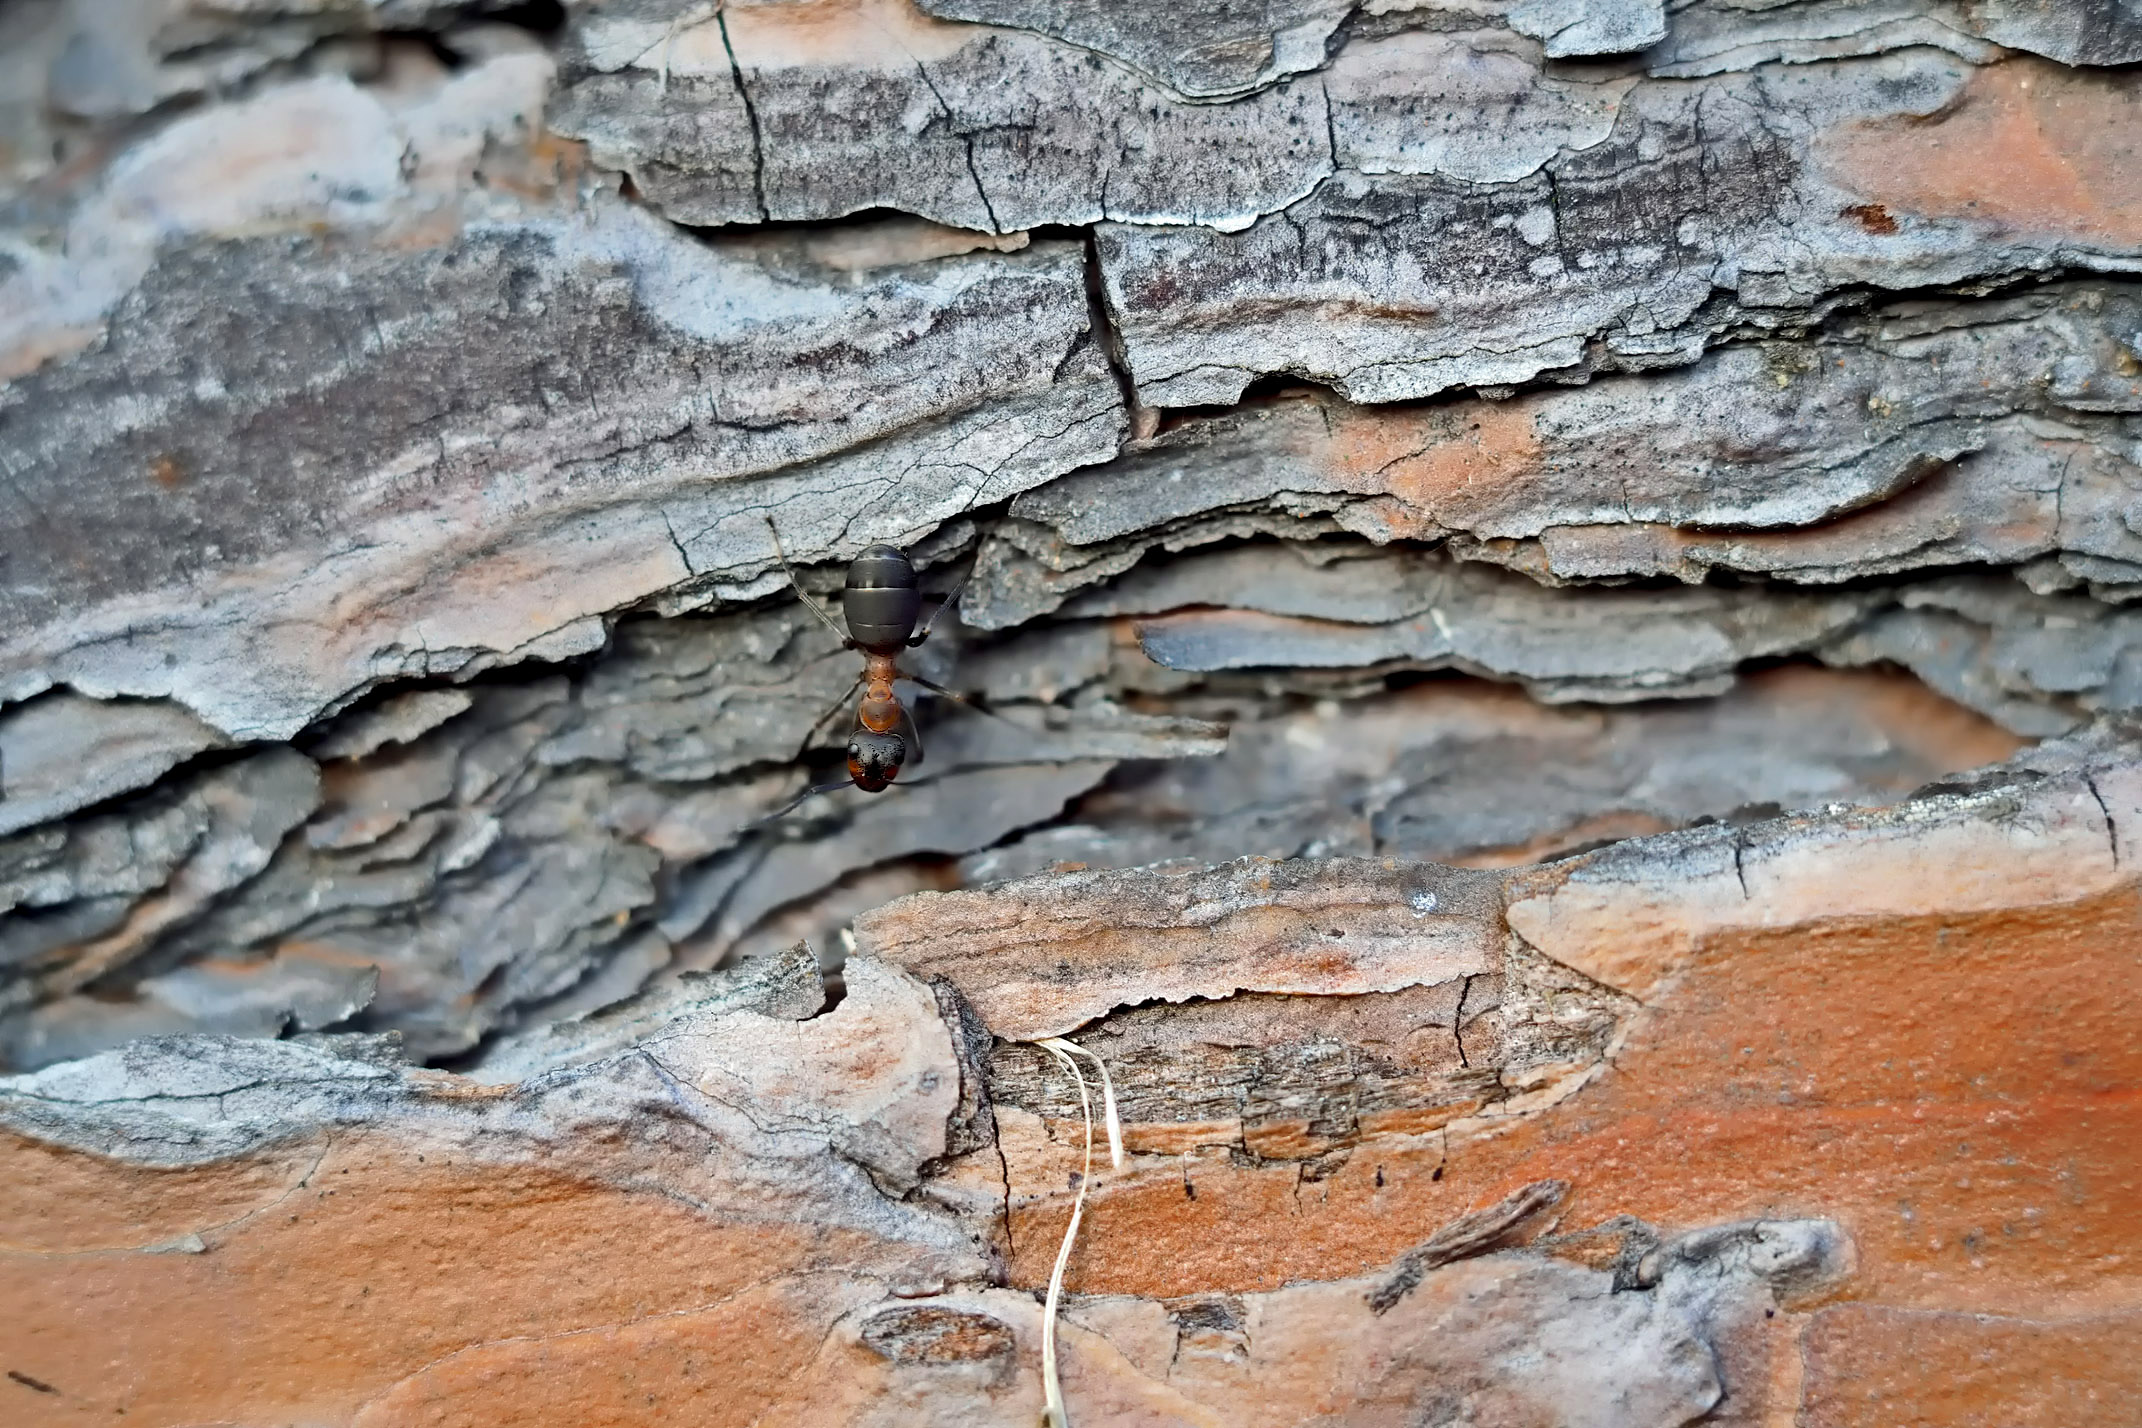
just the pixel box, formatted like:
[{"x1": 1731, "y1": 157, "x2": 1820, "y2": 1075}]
[{"x1": 855, "y1": 650, "x2": 904, "y2": 734}]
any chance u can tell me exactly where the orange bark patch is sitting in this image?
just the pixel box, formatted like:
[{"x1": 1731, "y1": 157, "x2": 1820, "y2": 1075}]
[
  {"x1": 349, "y1": 1276, "x2": 862, "y2": 1428},
  {"x1": 1449, "y1": 809, "x2": 1678, "y2": 868},
  {"x1": 1840, "y1": 202, "x2": 1900, "y2": 235},
  {"x1": 1016, "y1": 888, "x2": 2142, "y2": 1316},
  {"x1": 1005, "y1": 1115, "x2": 1458, "y2": 1297},
  {"x1": 0, "y1": 1130, "x2": 319, "y2": 1254},
  {"x1": 1320, "y1": 400, "x2": 1543, "y2": 531},
  {"x1": 1483, "y1": 891, "x2": 2142, "y2": 1316},
  {"x1": 1749, "y1": 663, "x2": 2025, "y2": 776},
  {"x1": 722, "y1": 0, "x2": 973, "y2": 71},
  {"x1": 1799, "y1": 1304, "x2": 2142, "y2": 1427},
  {"x1": 1818, "y1": 59, "x2": 2142, "y2": 246},
  {"x1": 0, "y1": 1134, "x2": 888, "y2": 1425}
]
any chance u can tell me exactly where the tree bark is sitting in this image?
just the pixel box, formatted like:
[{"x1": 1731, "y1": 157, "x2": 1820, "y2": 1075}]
[{"x1": 4, "y1": 0, "x2": 2141, "y2": 1421}]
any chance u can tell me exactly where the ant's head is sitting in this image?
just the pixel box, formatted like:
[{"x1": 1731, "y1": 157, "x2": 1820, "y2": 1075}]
[{"x1": 846, "y1": 729, "x2": 907, "y2": 792}]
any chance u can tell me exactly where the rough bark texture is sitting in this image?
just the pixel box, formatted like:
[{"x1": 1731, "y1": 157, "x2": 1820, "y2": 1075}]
[{"x1": 4, "y1": 0, "x2": 2142, "y2": 1422}]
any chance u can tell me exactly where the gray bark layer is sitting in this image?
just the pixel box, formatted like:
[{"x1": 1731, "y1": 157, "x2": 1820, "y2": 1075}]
[{"x1": 5, "y1": 0, "x2": 2140, "y2": 1068}]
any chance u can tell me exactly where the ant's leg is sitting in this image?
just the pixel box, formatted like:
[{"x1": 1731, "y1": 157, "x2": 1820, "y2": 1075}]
[
  {"x1": 908, "y1": 556, "x2": 979, "y2": 649},
  {"x1": 896, "y1": 701, "x2": 924, "y2": 768},
  {"x1": 764, "y1": 516, "x2": 852, "y2": 647},
  {"x1": 904, "y1": 671, "x2": 982, "y2": 707},
  {"x1": 902, "y1": 671, "x2": 1031, "y2": 733},
  {"x1": 800, "y1": 673, "x2": 865, "y2": 753}
]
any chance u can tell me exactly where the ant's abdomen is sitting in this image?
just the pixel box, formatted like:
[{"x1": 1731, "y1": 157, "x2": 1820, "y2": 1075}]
[{"x1": 844, "y1": 544, "x2": 921, "y2": 650}]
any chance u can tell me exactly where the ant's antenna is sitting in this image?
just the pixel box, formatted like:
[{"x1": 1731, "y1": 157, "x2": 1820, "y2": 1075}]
[
  {"x1": 740, "y1": 775, "x2": 858, "y2": 834},
  {"x1": 764, "y1": 516, "x2": 851, "y2": 646}
]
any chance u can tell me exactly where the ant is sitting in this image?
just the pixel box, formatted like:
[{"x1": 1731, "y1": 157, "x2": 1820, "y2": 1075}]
[{"x1": 756, "y1": 520, "x2": 982, "y2": 823}]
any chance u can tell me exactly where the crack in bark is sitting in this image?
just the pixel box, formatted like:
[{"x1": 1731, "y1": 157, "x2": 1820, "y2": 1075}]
[
  {"x1": 961, "y1": 137, "x2": 1003, "y2": 236},
  {"x1": 909, "y1": 59, "x2": 1004, "y2": 235},
  {"x1": 1080, "y1": 230, "x2": 1146, "y2": 431},
  {"x1": 1453, "y1": 974, "x2": 1472, "y2": 1069},
  {"x1": 2085, "y1": 773, "x2": 2121, "y2": 869},
  {"x1": 659, "y1": 509, "x2": 695, "y2": 577},
  {"x1": 715, "y1": 9, "x2": 770, "y2": 223}
]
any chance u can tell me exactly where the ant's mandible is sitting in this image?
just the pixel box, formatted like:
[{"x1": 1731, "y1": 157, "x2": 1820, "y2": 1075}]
[{"x1": 757, "y1": 518, "x2": 979, "y2": 821}]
